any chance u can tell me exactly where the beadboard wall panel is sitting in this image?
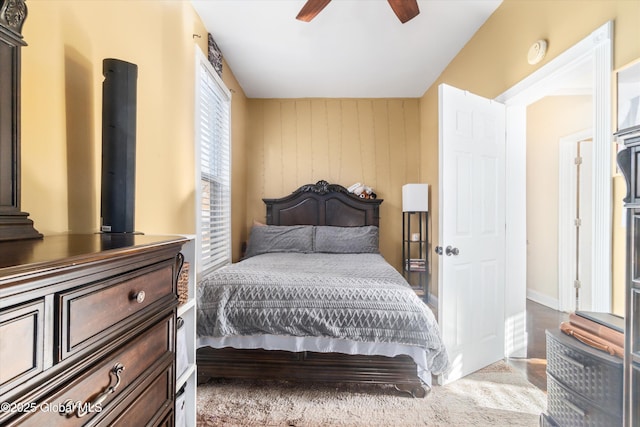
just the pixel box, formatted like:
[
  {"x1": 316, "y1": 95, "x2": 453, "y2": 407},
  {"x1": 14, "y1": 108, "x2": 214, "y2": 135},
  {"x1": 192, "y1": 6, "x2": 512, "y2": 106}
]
[{"x1": 245, "y1": 98, "x2": 422, "y2": 270}]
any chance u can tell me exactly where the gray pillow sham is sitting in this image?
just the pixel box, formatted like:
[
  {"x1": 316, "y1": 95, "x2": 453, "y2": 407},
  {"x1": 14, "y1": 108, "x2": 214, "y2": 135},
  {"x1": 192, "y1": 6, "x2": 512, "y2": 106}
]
[
  {"x1": 244, "y1": 225, "x2": 314, "y2": 258},
  {"x1": 314, "y1": 225, "x2": 379, "y2": 254}
]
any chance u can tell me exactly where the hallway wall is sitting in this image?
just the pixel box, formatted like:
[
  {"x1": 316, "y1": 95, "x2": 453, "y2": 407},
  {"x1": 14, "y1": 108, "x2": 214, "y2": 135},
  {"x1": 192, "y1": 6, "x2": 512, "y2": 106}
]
[{"x1": 526, "y1": 95, "x2": 592, "y2": 307}]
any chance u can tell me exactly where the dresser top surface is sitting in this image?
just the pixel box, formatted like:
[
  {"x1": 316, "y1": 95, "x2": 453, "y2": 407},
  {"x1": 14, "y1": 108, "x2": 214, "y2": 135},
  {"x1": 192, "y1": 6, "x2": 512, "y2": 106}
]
[{"x1": 0, "y1": 233, "x2": 186, "y2": 277}]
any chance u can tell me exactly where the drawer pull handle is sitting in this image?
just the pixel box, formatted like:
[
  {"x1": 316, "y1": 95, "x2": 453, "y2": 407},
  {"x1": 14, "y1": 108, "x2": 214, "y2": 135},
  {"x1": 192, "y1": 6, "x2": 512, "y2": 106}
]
[
  {"x1": 61, "y1": 363, "x2": 125, "y2": 418},
  {"x1": 564, "y1": 399, "x2": 587, "y2": 417},
  {"x1": 131, "y1": 290, "x2": 146, "y2": 304},
  {"x1": 557, "y1": 352, "x2": 585, "y2": 369},
  {"x1": 175, "y1": 252, "x2": 185, "y2": 283}
]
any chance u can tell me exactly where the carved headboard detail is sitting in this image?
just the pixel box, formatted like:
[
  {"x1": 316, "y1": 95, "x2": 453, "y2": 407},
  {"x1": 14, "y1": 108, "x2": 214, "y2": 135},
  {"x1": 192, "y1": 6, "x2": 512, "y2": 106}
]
[{"x1": 263, "y1": 180, "x2": 383, "y2": 227}]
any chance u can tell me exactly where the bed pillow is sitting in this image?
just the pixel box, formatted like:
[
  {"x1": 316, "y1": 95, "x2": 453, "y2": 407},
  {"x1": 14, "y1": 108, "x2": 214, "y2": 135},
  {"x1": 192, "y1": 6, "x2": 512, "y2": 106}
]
[
  {"x1": 244, "y1": 225, "x2": 314, "y2": 258},
  {"x1": 313, "y1": 226, "x2": 379, "y2": 254}
]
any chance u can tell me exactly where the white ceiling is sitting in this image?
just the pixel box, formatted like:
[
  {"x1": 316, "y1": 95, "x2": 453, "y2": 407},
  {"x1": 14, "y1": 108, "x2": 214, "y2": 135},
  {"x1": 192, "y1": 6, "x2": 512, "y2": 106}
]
[{"x1": 190, "y1": 0, "x2": 503, "y2": 98}]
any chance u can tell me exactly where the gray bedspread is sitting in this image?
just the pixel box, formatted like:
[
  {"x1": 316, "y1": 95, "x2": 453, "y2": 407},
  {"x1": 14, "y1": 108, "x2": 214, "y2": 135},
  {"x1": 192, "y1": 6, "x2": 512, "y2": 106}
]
[{"x1": 197, "y1": 252, "x2": 449, "y2": 374}]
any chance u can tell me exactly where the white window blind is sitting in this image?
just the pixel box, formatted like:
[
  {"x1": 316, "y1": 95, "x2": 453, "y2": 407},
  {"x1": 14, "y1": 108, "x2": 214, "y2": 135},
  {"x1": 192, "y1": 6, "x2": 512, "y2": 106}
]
[{"x1": 194, "y1": 49, "x2": 231, "y2": 275}]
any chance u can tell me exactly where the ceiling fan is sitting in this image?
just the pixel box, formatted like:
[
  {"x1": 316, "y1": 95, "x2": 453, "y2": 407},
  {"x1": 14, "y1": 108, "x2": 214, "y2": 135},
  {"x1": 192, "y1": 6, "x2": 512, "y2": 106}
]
[{"x1": 296, "y1": 0, "x2": 420, "y2": 24}]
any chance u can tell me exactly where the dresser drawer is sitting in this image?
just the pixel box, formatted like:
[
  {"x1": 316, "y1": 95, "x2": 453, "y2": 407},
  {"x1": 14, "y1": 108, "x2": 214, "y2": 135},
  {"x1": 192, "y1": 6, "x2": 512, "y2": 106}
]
[
  {"x1": 59, "y1": 262, "x2": 175, "y2": 359},
  {"x1": 95, "y1": 363, "x2": 174, "y2": 427},
  {"x1": 547, "y1": 374, "x2": 622, "y2": 427},
  {"x1": 0, "y1": 299, "x2": 45, "y2": 395},
  {"x1": 13, "y1": 314, "x2": 174, "y2": 427},
  {"x1": 546, "y1": 329, "x2": 622, "y2": 414}
]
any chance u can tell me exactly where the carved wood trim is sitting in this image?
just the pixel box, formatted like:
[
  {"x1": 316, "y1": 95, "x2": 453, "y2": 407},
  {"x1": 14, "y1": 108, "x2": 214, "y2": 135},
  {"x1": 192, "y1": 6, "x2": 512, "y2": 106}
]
[
  {"x1": 263, "y1": 180, "x2": 382, "y2": 227},
  {"x1": 0, "y1": 0, "x2": 27, "y2": 40},
  {"x1": 295, "y1": 179, "x2": 350, "y2": 195},
  {"x1": 0, "y1": 0, "x2": 41, "y2": 241}
]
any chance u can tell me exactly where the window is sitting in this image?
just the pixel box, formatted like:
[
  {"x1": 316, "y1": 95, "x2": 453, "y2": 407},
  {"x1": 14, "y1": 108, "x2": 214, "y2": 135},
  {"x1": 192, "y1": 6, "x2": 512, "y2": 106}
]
[{"x1": 194, "y1": 48, "x2": 231, "y2": 275}]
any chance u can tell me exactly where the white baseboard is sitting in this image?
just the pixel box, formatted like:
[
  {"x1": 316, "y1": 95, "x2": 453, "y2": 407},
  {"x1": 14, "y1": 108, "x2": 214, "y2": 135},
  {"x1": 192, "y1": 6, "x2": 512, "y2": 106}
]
[{"x1": 526, "y1": 288, "x2": 559, "y2": 310}]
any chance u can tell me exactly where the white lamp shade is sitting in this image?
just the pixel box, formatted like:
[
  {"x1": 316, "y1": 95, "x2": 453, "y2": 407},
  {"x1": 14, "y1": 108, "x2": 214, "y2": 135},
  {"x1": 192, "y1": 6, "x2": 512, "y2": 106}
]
[{"x1": 402, "y1": 184, "x2": 429, "y2": 212}]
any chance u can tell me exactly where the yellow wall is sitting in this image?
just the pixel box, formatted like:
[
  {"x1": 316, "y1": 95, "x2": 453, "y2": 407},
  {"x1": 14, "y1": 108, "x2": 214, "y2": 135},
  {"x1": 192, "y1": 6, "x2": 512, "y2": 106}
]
[
  {"x1": 20, "y1": 0, "x2": 248, "y2": 259},
  {"x1": 420, "y1": 0, "x2": 640, "y2": 305},
  {"x1": 22, "y1": 0, "x2": 199, "y2": 235},
  {"x1": 526, "y1": 95, "x2": 592, "y2": 303},
  {"x1": 245, "y1": 98, "x2": 423, "y2": 270}
]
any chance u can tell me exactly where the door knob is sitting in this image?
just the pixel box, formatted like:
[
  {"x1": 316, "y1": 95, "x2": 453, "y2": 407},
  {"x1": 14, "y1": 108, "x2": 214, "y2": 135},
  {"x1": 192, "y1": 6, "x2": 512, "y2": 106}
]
[
  {"x1": 445, "y1": 246, "x2": 459, "y2": 256},
  {"x1": 435, "y1": 246, "x2": 443, "y2": 255}
]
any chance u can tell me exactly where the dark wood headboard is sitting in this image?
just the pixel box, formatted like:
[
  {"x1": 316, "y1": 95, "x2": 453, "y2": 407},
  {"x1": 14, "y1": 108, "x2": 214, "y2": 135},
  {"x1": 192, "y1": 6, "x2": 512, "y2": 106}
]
[{"x1": 264, "y1": 180, "x2": 383, "y2": 227}]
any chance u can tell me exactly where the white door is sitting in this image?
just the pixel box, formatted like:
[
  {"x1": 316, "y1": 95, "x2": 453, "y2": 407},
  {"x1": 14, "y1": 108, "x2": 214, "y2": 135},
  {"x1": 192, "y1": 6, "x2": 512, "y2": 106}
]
[{"x1": 438, "y1": 84, "x2": 506, "y2": 384}]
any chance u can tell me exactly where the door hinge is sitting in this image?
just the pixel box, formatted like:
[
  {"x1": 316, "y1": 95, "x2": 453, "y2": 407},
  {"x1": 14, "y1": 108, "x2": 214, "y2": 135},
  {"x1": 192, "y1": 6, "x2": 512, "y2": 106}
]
[
  {"x1": 574, "y1": 280, "x2": 581, "y2": 289},
  {"x1": 574, "y1": 156, "x2": 583, "y2": 165},
  {"x1": 574, "y1": 218, "x2": 582, "y2": 227}
]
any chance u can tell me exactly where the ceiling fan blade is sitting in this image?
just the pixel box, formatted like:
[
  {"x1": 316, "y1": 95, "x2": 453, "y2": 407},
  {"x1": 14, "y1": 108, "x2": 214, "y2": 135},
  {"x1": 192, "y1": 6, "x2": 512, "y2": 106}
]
[
  {"x1": 387, "y1": 0, "x2": 420, "y2": 23},
  {"x1": 296, "y1": 0, "x2": 332, "y2": 22}
]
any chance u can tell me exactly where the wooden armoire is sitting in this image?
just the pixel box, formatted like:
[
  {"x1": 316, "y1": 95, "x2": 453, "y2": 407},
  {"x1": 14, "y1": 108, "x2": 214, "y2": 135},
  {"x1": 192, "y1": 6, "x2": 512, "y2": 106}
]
[{"x1": 616, "y1": 124, "x2": 640, "y2": 427}]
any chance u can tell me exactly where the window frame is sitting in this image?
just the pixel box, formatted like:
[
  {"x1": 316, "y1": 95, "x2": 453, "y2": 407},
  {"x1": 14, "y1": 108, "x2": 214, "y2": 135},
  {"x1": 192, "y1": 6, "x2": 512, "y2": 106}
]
[{"x1": 194, "y1": 47, "x2": 232, "y2": 277}]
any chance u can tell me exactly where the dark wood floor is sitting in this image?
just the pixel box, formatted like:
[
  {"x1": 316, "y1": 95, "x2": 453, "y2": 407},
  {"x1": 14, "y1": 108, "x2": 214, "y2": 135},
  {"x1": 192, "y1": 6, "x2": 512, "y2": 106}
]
[{"x1": 506, "y1": 299, "x2": 569, "y2": 391}]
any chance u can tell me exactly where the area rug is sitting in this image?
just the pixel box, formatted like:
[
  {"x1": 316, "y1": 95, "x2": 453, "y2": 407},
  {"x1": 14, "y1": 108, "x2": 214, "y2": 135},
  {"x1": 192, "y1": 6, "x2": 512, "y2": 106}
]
[{"x1": 196, "y1": 361, "x2": 546, "y2": 427}]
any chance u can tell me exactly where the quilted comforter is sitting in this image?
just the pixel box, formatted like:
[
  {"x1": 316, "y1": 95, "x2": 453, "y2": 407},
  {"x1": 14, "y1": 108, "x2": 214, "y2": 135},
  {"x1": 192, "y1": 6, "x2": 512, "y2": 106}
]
[{"x1": 197, "y1": 252, "x2": 449, "y2": 375}]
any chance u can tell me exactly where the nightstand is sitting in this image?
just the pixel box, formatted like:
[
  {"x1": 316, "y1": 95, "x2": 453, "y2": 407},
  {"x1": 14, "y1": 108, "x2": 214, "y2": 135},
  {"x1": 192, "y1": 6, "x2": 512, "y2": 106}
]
[{"x1": 402, "y1": 211, "x2": 428, "y2": 301}]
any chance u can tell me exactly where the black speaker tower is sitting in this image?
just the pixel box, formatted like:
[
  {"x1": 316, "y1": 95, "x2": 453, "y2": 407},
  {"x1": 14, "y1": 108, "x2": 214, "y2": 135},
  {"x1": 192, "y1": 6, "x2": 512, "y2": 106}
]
[{"x1": 100, "y1": 58, "x2": 138, "y2": 233}]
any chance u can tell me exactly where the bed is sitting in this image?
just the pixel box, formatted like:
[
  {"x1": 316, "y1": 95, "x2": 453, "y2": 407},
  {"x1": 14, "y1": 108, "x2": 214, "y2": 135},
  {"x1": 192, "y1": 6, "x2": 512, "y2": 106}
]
[{"x1": 196, "y1": 180, "x2": 448, "y2": 397}]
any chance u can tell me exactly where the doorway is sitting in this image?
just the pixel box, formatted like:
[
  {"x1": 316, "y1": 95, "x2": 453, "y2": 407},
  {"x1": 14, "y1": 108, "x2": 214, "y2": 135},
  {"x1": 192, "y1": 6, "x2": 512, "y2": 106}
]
[
  {"x1": 496, "y1": 21, "x2": 612, "y2": 358},
  {"x1": 527, "y1": 94, "x2": 594, "y2": 311}
]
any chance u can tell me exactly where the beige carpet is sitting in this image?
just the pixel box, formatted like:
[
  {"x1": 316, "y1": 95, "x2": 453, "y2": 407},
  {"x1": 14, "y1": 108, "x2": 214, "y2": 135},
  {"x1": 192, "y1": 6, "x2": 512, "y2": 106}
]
[{"x1": 196, "y1": 361, "x2": 546, "y2": 427}]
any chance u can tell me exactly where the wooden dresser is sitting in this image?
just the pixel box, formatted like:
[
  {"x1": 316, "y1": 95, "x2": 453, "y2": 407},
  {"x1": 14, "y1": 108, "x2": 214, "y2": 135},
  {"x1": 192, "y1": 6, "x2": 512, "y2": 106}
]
[
  {"x1": 0, "y1": 234, "x2": 186, "y2": 426},
  {"x1": 616, "y1": 125, "x2": 640, "y2": 427}
]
